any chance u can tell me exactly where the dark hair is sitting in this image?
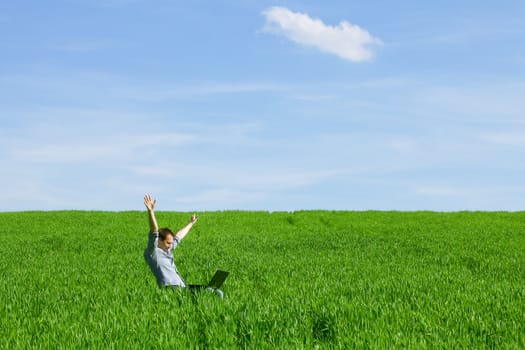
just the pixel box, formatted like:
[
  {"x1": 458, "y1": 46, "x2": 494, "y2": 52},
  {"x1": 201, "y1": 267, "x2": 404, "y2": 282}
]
[{"x1": 159, "y1": 228, "x2": 174, "y2": 241}]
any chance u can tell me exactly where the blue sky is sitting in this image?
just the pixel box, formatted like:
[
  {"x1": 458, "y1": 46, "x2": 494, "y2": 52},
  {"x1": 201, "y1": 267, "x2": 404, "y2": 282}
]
[{"x1": 1, "y1": 0, "x2": 524, "y2": 211}]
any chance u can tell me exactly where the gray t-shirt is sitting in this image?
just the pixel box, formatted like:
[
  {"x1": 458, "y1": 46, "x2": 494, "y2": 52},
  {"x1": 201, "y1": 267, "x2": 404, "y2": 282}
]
[{"x1": 144, "y1": 231, "x2": 186, "y2": 287}]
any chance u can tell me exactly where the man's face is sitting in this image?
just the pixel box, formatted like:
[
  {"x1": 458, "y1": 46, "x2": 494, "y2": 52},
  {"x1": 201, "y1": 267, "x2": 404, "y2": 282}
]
[{"x1": 158, "y1": 234, "x2": 174, "y2": 252}]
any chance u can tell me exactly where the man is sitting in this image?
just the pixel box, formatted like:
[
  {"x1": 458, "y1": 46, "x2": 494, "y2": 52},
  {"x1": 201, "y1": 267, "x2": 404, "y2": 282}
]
[{"x1": 143, "y1": 195, "x2": 223, "y2": 297}]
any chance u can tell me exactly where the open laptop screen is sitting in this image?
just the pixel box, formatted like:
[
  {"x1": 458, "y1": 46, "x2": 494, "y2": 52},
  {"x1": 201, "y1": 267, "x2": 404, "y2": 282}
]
[{"x1": 208, "y1": 270, "x2": 229, "y2": 289}]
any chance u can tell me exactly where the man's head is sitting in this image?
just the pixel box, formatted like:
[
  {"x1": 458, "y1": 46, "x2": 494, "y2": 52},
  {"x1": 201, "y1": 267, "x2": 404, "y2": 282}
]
[{"x1": 158, "y1": 228, "x2": 174, "y2": 252}]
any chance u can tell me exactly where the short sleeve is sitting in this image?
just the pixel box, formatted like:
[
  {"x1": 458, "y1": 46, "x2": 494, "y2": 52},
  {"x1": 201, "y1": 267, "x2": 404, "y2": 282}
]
[
  {"x1": 169, "y1": 236, "x2": 180, "y2": 253},
  {"x1": 145, "y1": 231, "x2": 158, "y2": 255}
]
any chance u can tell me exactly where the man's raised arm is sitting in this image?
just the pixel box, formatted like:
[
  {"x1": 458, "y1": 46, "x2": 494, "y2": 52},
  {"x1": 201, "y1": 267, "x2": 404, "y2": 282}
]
[
  {"x1": 144, "y1": 194, "x2": 159, "y2": 233},
  {"x1": 175, "y1": 214, "x2": 198, "y2": 241}
]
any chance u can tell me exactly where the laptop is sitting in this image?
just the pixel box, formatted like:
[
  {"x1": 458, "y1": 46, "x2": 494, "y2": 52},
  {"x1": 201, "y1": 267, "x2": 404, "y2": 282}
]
[
  {"x1": 189, "y1": 270, "x2": 229, "y2": 289},
  {"x1": 207, "y1": 270, "x2": 229, "y2": 289}
]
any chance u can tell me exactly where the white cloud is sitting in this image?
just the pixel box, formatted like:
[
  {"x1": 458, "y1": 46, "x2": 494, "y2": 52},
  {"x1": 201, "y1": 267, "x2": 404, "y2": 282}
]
[{"x1": 262, "y1": 6, "x2": 382, "y2": 62}]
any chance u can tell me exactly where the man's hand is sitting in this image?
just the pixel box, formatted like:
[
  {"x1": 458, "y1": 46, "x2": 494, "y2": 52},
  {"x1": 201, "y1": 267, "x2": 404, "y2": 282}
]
[
  {"x1": 145, "y1": 194, "x2": 159, "y2": 232},
  {"x1": 144, "y1": 194, "x2": 157, "y2": 212},
  {"x1": 190, "y1": 214, "x2": 198, "y2": 224}
]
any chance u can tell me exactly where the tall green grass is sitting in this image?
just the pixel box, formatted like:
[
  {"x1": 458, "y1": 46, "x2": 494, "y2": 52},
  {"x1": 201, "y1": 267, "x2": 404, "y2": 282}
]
[{"x1": 0, "y1": 211, "x2": 524, "y2": 349}]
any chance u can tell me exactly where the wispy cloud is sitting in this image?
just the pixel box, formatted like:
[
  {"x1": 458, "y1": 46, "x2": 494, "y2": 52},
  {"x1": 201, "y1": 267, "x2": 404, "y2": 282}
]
[
  {"x1": 50, "y1": 41, "x2": 116, "y2": 53},
  {"x1": 415, "y1": 186, "x2": 463, "y2": 197},
  {"x1": 412, "y1": 184, "x2": 525, "y2": 211},
  {"x1": 132, "y1": 162, "x2": 344, "y2": 190},
  {"x1": 479, "y1": 131, "x2": 525, "y2": 147},
  {"x1": 261, "y1": 6, "x2": 382, "y2": 62},
  {"x1": 175, "y1": 188, "x2": 268, "y2": 208},
  {"x1": 159, "y1": 167, "x2": 346, "y2": 210},
  {"x1": 114, "y1": 81, "x2": 292, "y2": 101}
]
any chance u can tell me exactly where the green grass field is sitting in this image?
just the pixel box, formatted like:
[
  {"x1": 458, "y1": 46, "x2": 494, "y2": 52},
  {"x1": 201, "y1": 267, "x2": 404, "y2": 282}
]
[{"x1": 0, "y1": 210, "x2": 524, "y2": 349}]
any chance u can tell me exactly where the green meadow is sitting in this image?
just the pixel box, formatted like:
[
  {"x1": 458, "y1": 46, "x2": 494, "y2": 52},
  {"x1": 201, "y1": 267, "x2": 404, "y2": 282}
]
[{"x1": 0, "y1": 210, "x2": 524, "y2": 349}]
